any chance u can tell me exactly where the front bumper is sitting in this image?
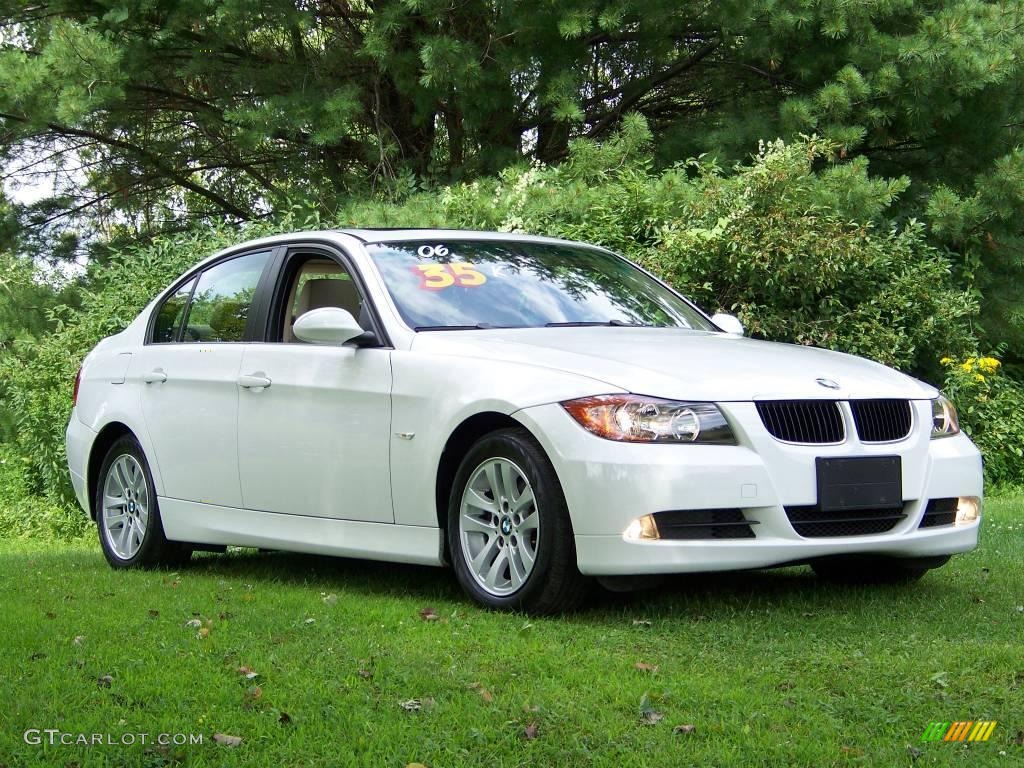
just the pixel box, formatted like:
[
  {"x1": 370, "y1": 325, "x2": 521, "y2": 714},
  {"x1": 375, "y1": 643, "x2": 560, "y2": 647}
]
[{"x1": 514, "y1": 401, "x2": 983, "y2": 576}]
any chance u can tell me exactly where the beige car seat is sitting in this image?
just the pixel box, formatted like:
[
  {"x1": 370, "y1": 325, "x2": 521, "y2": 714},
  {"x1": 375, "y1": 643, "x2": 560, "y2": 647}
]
[{"x1": 286, "y1": 277, "x2": 362, "y2": 342}]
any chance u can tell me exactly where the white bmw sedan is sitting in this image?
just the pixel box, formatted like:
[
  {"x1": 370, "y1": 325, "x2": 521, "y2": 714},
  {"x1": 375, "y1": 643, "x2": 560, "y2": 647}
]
[{"x1": 66, "y1": 229, "x2": 983, "y2": 612}]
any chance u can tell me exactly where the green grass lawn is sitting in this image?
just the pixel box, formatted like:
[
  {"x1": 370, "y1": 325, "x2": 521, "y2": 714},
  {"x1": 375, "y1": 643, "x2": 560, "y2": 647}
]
[{"x1": 1, "y1": 498, "x2": 1022, "y2": 768}]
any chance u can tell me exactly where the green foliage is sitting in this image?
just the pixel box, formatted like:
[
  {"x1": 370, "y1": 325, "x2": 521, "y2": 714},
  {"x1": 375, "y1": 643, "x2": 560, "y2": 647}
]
[
  {"x1": 941, "y1": 356, "x2": 1024, "y2": 486},
  {"x1": 0, "y1": 445, "x2": 88, "y2": 540},
  {"x1": 351, "y1": 126, "x2": 975, "y2": 376},
  {"x1": 0, "y1": 0, "x2": 1022, "y2": 360},
  {"x1": 0, "y1": 127, "x2": 1011, "y2": 505}
]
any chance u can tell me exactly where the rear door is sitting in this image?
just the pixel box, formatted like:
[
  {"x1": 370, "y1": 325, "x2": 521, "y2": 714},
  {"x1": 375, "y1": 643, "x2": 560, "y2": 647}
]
[
  {"x1": 236, "y1": 247, "x2": 395, "y2": 522},
  {"x1": 136, "y1": 249, "x2": 274, "y2": 507}
]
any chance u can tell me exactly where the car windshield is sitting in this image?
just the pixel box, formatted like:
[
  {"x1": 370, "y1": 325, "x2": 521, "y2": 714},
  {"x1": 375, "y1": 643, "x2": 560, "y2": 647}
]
[{"x1": 365, "y1": 239, "x2": 715, "y2": 331}]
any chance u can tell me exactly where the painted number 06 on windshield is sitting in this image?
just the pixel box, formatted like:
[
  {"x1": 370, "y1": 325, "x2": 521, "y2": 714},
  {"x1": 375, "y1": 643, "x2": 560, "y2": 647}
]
[{"x1": 412, "y1": 261, "x2": 487, "y2": 290}]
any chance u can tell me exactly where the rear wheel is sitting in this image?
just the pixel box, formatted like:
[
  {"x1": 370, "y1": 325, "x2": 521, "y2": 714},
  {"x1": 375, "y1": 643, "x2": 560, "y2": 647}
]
[
  {"x1": 811, "y1": 554, "x2": 950, "y2": 585},
  {"x1": 448, "y1": 428, "x2": 589, "y2": 613},
  {"x1": 95, "y1": 435, "x2": 191, "y2": 569}
]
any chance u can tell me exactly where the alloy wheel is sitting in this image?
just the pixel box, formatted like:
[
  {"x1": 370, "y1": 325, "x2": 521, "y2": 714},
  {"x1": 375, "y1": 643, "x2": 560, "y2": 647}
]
[
  {"x1": 101, "y1": 454, "x2": 150, "y2": 560},
  {"x1": 458, "y1": 457, "x2": 539, "y2": 596}
]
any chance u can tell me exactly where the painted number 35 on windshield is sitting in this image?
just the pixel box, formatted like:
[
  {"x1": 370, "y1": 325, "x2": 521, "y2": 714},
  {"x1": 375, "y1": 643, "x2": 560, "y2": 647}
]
[
  {"x1": 409, "y1": 246, "x2": 485, "y2": 290},
  {"x1": 412, "y1": 259, "x2": 488, "y2": 290}
]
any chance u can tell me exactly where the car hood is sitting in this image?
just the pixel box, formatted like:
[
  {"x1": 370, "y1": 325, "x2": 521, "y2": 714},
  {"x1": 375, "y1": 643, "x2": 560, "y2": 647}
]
[{"x1": 410, "y1": 327, "x2": 938, "y2": 401}]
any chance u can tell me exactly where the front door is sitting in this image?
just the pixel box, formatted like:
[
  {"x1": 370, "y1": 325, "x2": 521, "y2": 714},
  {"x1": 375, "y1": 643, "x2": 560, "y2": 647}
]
[{"x1": 236, "y1": 253, "x2": 395, "y2": 522}]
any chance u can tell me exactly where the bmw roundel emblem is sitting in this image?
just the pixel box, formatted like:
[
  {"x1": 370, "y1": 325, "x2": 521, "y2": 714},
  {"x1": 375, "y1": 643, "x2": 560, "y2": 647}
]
[{"x1": 816, "y1": 377, "x2": 841, "y2": 390}]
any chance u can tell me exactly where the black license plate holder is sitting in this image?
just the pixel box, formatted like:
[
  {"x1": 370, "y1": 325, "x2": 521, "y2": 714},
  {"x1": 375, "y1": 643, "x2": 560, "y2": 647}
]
[{"x1": 815, "y1": 456, "x2": 902, "y2": 512}]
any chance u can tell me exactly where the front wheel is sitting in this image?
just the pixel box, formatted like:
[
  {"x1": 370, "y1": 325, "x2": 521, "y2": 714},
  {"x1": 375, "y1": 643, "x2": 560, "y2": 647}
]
[
  {"x1": 95, "y1": 435, "x2": 191, "y2": 569},
  {"x1": 811, "y1": 554, "x2": 951, "y2": 585},
  {"x1": 447, "y1": 428, "x2": 589, "y2": 614}
]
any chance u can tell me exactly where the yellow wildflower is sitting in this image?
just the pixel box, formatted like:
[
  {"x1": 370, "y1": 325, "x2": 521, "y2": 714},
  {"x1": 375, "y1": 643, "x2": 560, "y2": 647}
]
[
  {"x1": 978, "y1": 357, "x2": 1001, "y2": 374},
  {"x1": 961, "y1": 357, "x2": 977, "y2": 372},
  {"x1": 974, "y1": 373, "x2": 985, "y2": 382},
  {"x1": 940, "y1": 356, "x2": 953, "y2": 365}
]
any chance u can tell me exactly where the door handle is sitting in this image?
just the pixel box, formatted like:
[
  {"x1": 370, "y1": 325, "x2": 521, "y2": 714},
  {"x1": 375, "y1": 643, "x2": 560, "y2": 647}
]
[
  {"x1": 238, "y1": 373, "x2": 272, "y2": 390},
  {"x1": 142, "y1": 369, "x2": 167, "y2": 384}
]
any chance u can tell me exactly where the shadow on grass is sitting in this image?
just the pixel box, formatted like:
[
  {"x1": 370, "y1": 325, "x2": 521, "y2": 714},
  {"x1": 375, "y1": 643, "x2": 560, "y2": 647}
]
[
  {"x1": 180, "y1": 547, "x2": 951, "y2": 622},
  {"x1": 1, "y1": 543, "x2": 955, "y2": 623}
]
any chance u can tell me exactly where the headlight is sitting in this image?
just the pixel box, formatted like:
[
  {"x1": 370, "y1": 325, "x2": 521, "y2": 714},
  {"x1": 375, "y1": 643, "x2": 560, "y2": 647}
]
[
  {"x1": 561, "y1": 395, "x2": 736, "y2": 444},
  {"x1": 931, "y1": 394, "x2": 960, "y2": 438}
]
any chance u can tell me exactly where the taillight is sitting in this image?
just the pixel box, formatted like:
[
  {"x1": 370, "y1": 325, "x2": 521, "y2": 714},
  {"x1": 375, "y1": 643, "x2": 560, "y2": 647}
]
[{"x1": 72, "y1": 366, "x2": 82, "y2": 406}]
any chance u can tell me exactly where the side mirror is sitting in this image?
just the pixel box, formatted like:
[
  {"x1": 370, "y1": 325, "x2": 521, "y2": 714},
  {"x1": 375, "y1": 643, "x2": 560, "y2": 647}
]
[
  {"x1": 293, "y1": 307, "x2": 375, "y2": 346},
  {"x1": 711, "y1": 312, "x2": 744, "y2": 336}
]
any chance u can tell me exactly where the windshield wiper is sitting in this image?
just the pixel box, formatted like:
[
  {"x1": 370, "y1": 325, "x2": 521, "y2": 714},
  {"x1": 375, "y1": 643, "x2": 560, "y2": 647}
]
[
  {"x1": 544, "y1": 320, "x2": 650, "y2": 328},
  {"x1": 413, "y1": 323, "x2": 497, "y2": 331}
]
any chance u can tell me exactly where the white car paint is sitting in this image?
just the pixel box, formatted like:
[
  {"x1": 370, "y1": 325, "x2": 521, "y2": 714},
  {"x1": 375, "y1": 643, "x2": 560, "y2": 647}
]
[{"x1": 66, "y1": 229, "x2": 983, "y2": 577}]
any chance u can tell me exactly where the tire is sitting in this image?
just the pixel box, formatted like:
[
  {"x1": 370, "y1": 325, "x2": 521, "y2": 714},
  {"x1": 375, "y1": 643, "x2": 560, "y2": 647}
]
[
  {"x1": 811, "y1": 554, "x2": 951, "y2": 585},
  {"x1": 447, "y1": 427, "x2": 590, "y2": 614},
  {"x1": 95, "y1": 435, "x2": 191, "y2": 569}
]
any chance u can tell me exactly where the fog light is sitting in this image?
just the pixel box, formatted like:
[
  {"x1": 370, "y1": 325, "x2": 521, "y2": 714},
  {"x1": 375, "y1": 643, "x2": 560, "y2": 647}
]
[
  {"x1": 955, "y1": 496, "x2": 981, "y2": 526},
  {"x1": 624, "y1": 515, "x2": 660, "y2": 540}
]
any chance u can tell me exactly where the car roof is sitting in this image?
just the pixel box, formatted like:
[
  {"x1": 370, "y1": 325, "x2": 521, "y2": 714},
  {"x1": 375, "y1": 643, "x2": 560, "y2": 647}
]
[{"x1": 335, "y1": 228, "x2": 591, "y2": 247}]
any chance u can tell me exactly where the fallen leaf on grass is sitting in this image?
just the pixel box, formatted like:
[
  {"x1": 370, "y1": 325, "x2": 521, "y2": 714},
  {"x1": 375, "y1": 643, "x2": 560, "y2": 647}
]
[
  {"x1": 467, "y1": 683, "x2": 494, "y2": 703},
  {"x1": 522, "y1": 722, "x2": 540, "y2": 740},
  {"x1": 237, "y1": 666, "x2": 259, "y2": 679},
  {"x1": 147, "y1": 609, "x2": 159, "y2": 618},
  {"x1": 303, "y1": 618, "x2": 315, "y2": 625},
  {"x1": 198, "y1": 627, "x2": 210, "y2": 639},
  {"x1": 244, "y1": 685, "x2": 262, "y2": 704},
  {"x1": 278, "y1": 711, "x2": 292, "y2": 725},
  {"x1": 419, "y1": 607, "x2": 439, "y2": 621},
  {"x1": 634, "y1": 662, "x2": 658, "y2": 673},
  {"x1": 45, "y1": 611, "x2": 56, "y2": 619},
  {"x1": 673, "y1": 724, "x2": 696, "y2": 735},
  {"x1": 777, "y1": 681, "x2": 795, "y2": 691},
  {"x1": 72, "y1": 635, "x2": 85, "y2": 645},
  {"x1": 841, "y1": 746, "x2": 863, "y2": 757},
  {"x1": 29, "y1": 652, "x2": 46, "y2": 661},
  {"x1": 1012, "y1": 730, "x2": 1024, "y2": 746},
  {"x1": 357, "y1": 669, "x2": 373, "y2": 679},
  {"x1": 907, "y1": 746, "x2": 923, "y2": 760},
  {"x1": 400, "y1": 699, "x2": 423, "y2": 711},
  {"x1": 641, "y1": 710, "x2": 664, "y2": 725},
  {"x1": 212, "y1": 733, "x2": 242, "y2": 748},
  {"x1": 639, "y1": 693, "x2": 664, "y2": 725},
  {"x1": 322, "y1": 593, "x2": 338, "y2": 606},
  {"x1": 185, "y1": 619, "x2": 202, "y2": 628},
  {"x1": 632, "y1": 619, "x2": 652, "y2": 627},
  {"x1": 406, "y1": 763, "x2": 429, "y2": 768},
  {"x1": 97, "y1": 675, "x2": 113, "y2": 688}
]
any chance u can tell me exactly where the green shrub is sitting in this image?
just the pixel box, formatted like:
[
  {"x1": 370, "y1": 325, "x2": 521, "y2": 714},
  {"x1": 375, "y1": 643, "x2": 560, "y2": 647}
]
[
  {"x1": 0, "y1": 446, "x2": 89, "y2": 540},
  {"x1": 941, "y1": 356, "x2": 1024, "y2": 487},
  {"x1": 342, "y1": 122, "x2": 977, "y2": 374},
  {"x1": 0, "y1": 125, "x2": 989, "y2": 503}
]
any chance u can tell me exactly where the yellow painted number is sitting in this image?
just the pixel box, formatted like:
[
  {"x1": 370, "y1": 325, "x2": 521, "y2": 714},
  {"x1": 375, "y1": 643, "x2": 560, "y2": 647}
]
[
  {"x1": 414, "y1": 263, "x2": 456, "y2": 290},
  {"x1": 450, "y1": 263, "x2": 486, "y2": 286},
  {"x1": 413, "y1": 262, "x2": 487, "y2": 290}
]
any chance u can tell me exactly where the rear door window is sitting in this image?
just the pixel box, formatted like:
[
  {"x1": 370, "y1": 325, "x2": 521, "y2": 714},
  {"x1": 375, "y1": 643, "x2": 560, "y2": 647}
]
[
  {"x1": 181, "y1": 252, "x2": 271, "y2": 343},
  {"x1": 151, "y1": 277, "x2": 196, "y2": 343}
]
